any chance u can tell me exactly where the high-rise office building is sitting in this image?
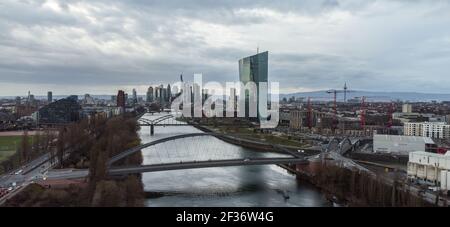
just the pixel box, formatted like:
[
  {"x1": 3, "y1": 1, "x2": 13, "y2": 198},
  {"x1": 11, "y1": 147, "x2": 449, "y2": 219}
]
[
  {"x1": 47, "y1": 91, "x2": 53, "y2": 103},
  {"x1": 167, "y1": 84, "x2": 172, "y2": 102},
  {"x1": 132, "y1": 89, "x2": 138, "y2": 104},
  {"x1": 147, "y1": 86, "x2": 154, "y2": 102},
  {"x1": 29, "y1": 94, "x2": 35, "y2": 105},
  {"x1": 117, "y1": 90, "x2": 126, "y2": 108},
  {"x1": 15, "y1": 96, "x2": 21, "y2": 106},
  {"x1": 238, "y1": 51, "x2": 268, "y2": 118},
  {"x1": 155, "y1": 87, "x2": 160, "y2": 99},
  {"x1": 160, "y1": 86, "x2": 166, "y2": 106}
]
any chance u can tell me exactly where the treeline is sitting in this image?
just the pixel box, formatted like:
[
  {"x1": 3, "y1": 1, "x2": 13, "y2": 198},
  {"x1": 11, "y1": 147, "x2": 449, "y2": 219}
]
[
  {"x1": 311, "y1": 164, "x2": 433, "y2": 207},
  {"x1": 87, "y1": 115, "x2": 144, "y2": 207},
  {"x1": 3, "y1": 114, "x2": 145, "y2": 207}
]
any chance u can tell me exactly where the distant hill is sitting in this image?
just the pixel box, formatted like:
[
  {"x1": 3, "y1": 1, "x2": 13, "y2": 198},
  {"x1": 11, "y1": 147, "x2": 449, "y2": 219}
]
[
  {"x1": 280, "y1": 90, "x2": 450, "y2": 102},
  {"x1": 3, "y1": 91, "x2": 450, "y2": 103}
]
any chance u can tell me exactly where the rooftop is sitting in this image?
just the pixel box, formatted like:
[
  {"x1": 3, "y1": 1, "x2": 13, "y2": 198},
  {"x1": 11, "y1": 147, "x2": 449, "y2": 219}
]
[{"x1": 374, "y1": 134, "x2": 435, "y2": 144}]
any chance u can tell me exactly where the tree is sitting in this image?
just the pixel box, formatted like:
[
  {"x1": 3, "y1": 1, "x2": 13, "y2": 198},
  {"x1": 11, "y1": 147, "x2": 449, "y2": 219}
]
[
  {"x1": 19, "y1": 131, "x2": 31, "y2": 164},
  {"x1": 87, "y1": 137, "x2": 109, "y2": 200},
  {"x1": 124, "y1": 175, "x2": 144, "y2": 206},
  {"x1": 56, "y1": 128, "x2": 66, "y2": 168},
  {"x1": 33, "y1": 131, "x2": 41, "y2": 156}
]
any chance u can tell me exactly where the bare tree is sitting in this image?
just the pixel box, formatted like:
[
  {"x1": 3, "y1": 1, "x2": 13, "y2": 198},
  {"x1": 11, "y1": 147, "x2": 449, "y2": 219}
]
[
  {"x1": 56, "y1": 128, "x2": 66, "y2": 168},
  {"x1": 19, "y1": 130, "x2": 31, "y2": 164}
]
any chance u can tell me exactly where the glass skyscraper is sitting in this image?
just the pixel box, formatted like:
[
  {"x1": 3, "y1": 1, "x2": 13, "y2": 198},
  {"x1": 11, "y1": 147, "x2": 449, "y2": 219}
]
[{"x1": 238, "y1": 51, "x2": 268, "y2": 119}]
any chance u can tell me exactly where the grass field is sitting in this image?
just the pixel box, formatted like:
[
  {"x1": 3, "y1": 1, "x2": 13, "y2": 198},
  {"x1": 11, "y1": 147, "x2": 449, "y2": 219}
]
[
  {"x1": 0, "y1": 136, "x2": 22, "y2": 163},
  {"x1": 213, "y1": 126, "x2": 308, "y2": 148}
]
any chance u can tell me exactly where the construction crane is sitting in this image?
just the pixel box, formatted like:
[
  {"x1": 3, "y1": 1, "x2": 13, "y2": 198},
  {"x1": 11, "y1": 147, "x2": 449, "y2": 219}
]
[
  {"x1": 387, "y1": 102, "x2": 394, "y2": 128},
  {"x1": 360, "y1": 96, "x2": 367, "y2": 130},
  {"x1": 306, "y1": 96, "x2": 329, "y2": 129},
  {"x1": 354, "y1": 96, "x2": 390, "y2": 130},
  {"x1": 326, "y1": 87, "x2": 355, "y2": 130}
]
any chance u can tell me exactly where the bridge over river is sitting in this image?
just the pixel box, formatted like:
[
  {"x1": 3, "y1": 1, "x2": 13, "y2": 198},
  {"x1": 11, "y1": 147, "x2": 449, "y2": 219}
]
[
  {"x1": 46, "y1": 131, "x2": 308, "y2": 180},
  {"x1": 45, "y1": 113, "x2": 344, "y2": 207}
]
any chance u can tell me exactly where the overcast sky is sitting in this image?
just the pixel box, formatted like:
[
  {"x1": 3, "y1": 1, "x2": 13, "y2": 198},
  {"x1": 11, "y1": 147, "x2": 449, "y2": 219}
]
[{"x1": 1, "y1": 0, "x2": 450, "y2": 96}]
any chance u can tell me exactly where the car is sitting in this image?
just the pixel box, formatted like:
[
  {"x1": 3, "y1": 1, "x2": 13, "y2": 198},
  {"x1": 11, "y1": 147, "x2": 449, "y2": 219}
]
[{"x1": 244, "y1": 159, "x2": 250, "y2": 162}]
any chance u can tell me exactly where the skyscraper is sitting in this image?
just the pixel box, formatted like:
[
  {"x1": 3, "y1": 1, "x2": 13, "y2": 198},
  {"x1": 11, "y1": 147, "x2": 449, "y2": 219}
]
[
  {"x1": 159, "y1": 85, "x2": 166, "y2": 106},
  {"x1": 167, "y1": 84, "x2": 171, "y2": 102},
  {"x1": 147, "y1": 86, "x2": 154, "y2": 102},
  {"x1": 238, "y1": 51, "x2": 268, "y2": 118},
  {"x1": 117, "y1": 90, "x2": 126, "y2": 108},
  {"x1": 132, "y1": 89, "x2": 138, "y2": 104},
  {"x1": 47, "y1": 91, "x2": 53, "y2": 103}
]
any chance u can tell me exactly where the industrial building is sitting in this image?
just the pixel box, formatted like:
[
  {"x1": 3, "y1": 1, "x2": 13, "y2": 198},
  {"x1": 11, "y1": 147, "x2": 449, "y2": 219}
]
[
  {"x1": 408, "y1": 151, "x2": 450, "y2": 193},
  {"x1": 373, "y1": 134, "x2": 436, "y2": 154}
]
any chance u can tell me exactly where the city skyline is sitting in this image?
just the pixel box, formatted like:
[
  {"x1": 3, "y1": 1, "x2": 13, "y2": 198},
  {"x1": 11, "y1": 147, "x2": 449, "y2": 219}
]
[{"x1": 1, "y1": 0, "x2": 450, "y2": 96}]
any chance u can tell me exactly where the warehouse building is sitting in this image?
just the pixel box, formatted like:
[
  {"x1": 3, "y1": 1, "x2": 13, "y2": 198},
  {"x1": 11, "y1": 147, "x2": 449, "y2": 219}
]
[
  {"x1": 373, "y1": 134, "x2": 436, "y2": 154},
  {"x1": 408, "y1": 151, "x2": 450, "y2": 193}
]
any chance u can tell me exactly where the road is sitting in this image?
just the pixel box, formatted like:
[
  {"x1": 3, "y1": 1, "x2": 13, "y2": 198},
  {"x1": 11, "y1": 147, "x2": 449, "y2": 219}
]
[
  {"x1": 0, "y1": 153, "x2": 52, "y2": 205},
  {"x1": 0, "y1": 151, "x2": 71, "y2": 205},
  {"x1": 0, "y1": 153, "x2": 52, "y2": 187}
]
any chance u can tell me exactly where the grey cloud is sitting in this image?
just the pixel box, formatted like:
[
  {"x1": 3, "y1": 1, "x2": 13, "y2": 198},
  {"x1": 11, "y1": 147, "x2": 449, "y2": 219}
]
[{"x1": 1, "y1": 0, "x2": 450, "y2": 95}]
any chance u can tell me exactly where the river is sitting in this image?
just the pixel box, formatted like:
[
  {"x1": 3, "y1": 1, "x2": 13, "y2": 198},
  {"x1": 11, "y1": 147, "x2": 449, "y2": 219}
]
[{"x1": 139, "y1": 113, "x2": 331, "y2": 207}]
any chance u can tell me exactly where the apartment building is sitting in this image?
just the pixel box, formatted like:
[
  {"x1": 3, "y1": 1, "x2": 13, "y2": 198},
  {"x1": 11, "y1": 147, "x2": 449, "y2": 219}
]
[{"x1": 404, "y1": 122, "x2": 450, "y2": 139}]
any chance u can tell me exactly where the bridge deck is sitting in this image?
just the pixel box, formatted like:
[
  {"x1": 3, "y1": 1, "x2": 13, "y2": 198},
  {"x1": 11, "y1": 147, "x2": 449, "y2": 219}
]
[{"x1": 46, "y1": 157, "x2": 307, "y2": 180}]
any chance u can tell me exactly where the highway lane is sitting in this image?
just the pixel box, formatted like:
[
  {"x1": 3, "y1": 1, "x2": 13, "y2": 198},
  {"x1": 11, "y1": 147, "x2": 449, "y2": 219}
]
[
  {"x1": 0, "y1": 153, "x2": 51, "y2": 188},
  {"x1": 0, "y1": 151, "x2": 72, "y2": 205},
  {"x1": 0, "y1": 160, "x2": 51, "y2": 205}
]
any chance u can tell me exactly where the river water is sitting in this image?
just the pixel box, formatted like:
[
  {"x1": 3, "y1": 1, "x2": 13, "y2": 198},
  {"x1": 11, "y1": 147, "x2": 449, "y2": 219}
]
[{"x1": 139, "y1": 113, "x2": 331, "y2": 207}]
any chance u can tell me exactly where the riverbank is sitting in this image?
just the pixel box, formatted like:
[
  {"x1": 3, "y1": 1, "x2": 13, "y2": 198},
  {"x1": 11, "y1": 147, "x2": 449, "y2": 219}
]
[
  {"x1": 292, "y1": 157, "x2": 438, "y2": 207},
  {"x1": 191, "y1": 124, "x2": 321, "y2": 156}
]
